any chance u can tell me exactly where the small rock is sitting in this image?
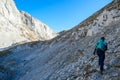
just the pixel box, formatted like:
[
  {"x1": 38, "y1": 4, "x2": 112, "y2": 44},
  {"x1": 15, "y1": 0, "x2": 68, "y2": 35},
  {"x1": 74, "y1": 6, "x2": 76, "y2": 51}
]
[
  {"x1": 110, "y1": 59, "x2": 118, "y2": 65},
  {"x1": 112, "y1": 73, "x2": 118, "y2": 77},
  {"x1": 107, "y1": 49, "x2": 114, "y2": 54},
  {"x1": 67, "y1": 77, "x2": 75, "y2": 80},
  {"x1": 105, "y1": 64, "x2": 111, "y2": 70}
]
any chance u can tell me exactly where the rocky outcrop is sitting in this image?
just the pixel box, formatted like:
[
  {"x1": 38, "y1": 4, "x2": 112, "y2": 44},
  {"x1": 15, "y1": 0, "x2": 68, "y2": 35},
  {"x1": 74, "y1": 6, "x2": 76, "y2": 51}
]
[
  {"x1": 0, "y1": 0, "x2": 57, "y2": 49},
  {"x1": 0, "y1": 0, "x2": 120, "y2": 80},
  {"x1": 20, "y1": 11, "x2": 57, "y2": 40}
]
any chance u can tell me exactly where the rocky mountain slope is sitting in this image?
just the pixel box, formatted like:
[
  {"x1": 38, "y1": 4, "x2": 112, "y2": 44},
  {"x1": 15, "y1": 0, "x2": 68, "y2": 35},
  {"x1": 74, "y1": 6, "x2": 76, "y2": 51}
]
[
  {"x1": 0, "y1": 0, "x2": 120, "y2": 80},
  {"x1": 0, "y1": 0, "x2": 57, "y2": 49}
]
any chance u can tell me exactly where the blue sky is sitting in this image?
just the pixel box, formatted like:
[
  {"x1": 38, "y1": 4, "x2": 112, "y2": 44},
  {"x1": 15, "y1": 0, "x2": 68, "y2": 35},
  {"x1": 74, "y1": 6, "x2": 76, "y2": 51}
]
[{"x1": 14, "y1": 0, "x2": 112, "y2": 32}]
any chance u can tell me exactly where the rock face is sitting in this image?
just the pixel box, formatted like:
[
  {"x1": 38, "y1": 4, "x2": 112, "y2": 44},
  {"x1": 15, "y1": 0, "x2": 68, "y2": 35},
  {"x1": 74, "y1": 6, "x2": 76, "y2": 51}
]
[
  {"x1": 0, "y1": 0, "x2": 57, "y2": 49},
  {"x1": 0, "y1": 0, "x2": 120, "y2": 80}
]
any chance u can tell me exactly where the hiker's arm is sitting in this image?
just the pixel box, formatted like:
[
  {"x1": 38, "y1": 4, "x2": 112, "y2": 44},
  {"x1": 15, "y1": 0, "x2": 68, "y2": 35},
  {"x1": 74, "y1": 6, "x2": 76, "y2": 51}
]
[
  {"x1": 93, "y1": 42, "x2": 98, "y2": 55},
  {"x1": 105, "y1": 42, "x2": 108, "y2": 51},
  {"x1": 93, "y1": 48, "x2": 96, "y2": 55},
  {"x1": 105, "y1": 44, "x2": 108, "y2": 51}
]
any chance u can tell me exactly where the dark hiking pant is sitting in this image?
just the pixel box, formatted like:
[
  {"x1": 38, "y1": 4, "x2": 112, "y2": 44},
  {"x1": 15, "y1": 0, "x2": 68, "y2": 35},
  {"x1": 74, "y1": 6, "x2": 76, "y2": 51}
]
[{"x1": 97, "y1": 49, "x2": 105, "y2": 72}]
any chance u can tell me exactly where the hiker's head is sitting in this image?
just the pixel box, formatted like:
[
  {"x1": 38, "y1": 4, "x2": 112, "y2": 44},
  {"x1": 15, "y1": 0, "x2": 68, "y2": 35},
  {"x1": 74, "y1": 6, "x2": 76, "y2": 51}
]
[{"x1": 101, "y1": 37, "x2": 105, "y2": 41}]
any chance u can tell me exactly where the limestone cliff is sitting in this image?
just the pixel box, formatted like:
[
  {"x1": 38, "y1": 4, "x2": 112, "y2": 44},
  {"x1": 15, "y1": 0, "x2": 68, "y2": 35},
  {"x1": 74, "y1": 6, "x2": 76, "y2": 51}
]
[{"x1": 0, "y1": 0, "x2": 57, "y2": 49}]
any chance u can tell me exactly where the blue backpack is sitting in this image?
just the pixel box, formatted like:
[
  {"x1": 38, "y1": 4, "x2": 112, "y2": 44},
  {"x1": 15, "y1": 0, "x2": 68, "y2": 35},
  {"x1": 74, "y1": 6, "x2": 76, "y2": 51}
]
[{"x1": 96, "y1": 39, "x2": 107, "y2": 51}]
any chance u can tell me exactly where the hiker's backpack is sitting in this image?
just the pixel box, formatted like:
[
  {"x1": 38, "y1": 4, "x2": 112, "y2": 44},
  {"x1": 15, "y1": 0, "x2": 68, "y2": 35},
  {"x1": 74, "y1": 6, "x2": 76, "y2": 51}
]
[{"x1": 96, "y1": 39, "x2": 107, "y2": 51}]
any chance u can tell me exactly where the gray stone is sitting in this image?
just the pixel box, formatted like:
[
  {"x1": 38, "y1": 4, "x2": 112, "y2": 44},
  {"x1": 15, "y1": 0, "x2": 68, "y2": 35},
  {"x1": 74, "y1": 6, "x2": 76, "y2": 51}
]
[
  {"x1": 110, "y1": 59, "x2": 118, "y2": 65},
  {"x1": 67, "y1": 77, "x2": 75, "y2": 80}
]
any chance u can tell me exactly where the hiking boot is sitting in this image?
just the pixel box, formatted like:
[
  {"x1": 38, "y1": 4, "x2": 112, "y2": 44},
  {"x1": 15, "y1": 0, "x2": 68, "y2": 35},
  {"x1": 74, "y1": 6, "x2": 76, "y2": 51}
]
[{"x1": 100, "y1": 71, "x2": 103, "y2": 75}]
